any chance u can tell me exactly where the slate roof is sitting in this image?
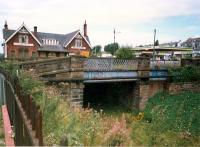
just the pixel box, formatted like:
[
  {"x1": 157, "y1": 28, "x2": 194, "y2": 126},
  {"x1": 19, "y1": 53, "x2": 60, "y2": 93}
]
[
  {"x1": 38, "y1": 45, "x2": 67, "y2": 52},
  {"x1": 181, "y1": 37, "x2": 200, "y2": 47},
  {"x1": 3, "y1": 28, "x2": 91, "y2": 52},
  {"x1": 3, "y1": 29, "x2": 15, "y2": 40}
]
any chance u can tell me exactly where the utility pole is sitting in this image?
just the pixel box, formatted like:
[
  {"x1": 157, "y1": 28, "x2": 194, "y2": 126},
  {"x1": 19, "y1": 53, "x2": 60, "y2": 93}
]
[
  {"x1": 153, "y1": 29, "x2": 156, "y2": 60},
  {"x1": 114, "y1": 28, "x2": 116, "y2": 44}
]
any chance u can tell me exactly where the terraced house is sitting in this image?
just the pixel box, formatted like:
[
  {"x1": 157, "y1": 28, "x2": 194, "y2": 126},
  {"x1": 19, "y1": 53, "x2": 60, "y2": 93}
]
[{"x1": 2, "y1": 21, "x2": 91, "y2": 59}]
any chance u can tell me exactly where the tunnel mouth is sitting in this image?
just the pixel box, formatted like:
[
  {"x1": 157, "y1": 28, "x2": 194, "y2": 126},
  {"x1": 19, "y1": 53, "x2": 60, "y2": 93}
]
[{"x1": 83, "y1": 81, "x2": 138, "y2": 114}]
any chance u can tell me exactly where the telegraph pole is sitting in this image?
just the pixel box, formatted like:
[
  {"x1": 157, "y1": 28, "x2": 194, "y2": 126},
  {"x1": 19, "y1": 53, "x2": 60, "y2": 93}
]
[
  {"x1": 153, "y1": 29, "x2": 156, "y2": 60},
  {"x1": 114, "y1": 28, "x2": 116, "y2": 44}
]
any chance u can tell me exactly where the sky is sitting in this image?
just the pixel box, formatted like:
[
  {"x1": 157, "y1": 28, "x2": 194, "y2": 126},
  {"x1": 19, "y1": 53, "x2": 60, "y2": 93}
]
[{"x1": 1, "y1": 0, "x2": 200, "y2": 53}]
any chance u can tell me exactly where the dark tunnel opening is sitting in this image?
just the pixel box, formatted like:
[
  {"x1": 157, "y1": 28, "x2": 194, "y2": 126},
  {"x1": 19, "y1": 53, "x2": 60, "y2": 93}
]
[{"x1": 83, "y1": 81, "x2": 138, "y2": 113}]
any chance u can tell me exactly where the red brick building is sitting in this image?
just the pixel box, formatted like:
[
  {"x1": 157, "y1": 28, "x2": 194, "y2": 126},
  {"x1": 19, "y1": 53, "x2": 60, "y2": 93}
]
[{"x1": 2, "y1": 21, "x2": 91, "y2": 59}]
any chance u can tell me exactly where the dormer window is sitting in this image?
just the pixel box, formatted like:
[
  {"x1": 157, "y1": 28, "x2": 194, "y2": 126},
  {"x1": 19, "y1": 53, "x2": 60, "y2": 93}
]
[
  {"x1": 42, "y1": 39, "x2": 59, "y2": 45},
  {"x1": 19, "y1": 34, "x2": 28, "y2": 44},
  {"x1": 75, "y1": 39, "x2": 82, "y2": 47}
]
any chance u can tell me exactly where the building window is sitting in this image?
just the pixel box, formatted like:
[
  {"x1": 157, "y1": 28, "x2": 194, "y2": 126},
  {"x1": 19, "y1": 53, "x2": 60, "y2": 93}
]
[
  {"x1": 75, "y1": 39, "x2": 82, "y2": 47},
  {"x1": 42, "y1": 39, "x2": 59, "y2": 45},
  {"x1": 10, "y1": 50, "x2": 15, "y2": 59},
  {"x1": 19, "y1": 35, "x2": 28, "y2": 44},
  {"x1": 19, "y1": 48, "x2": 28, "y2": 59},
  {"x1": 32, "y1": 51, "x2": 36, "y2": 59}
]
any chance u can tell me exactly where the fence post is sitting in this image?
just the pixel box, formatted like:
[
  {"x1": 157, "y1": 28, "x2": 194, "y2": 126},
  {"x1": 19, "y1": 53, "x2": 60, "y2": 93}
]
[
  {"x1": 29, "y1": 97, "x2": 33, "y2": 123},
  {"x1": 35, "y1": 105, "x2": 40, "y2": 138},
  {"x1": 38, "y1": 111, "x2": 43, "y2": 146}
]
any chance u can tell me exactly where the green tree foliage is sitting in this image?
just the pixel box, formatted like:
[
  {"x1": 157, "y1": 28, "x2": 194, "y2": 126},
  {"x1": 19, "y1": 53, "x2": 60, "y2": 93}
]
[
  {"x1": 104, "y1": 43, "x2": 119, "y2": 55},
  {"x1": 154, "y1": 40, "x2": 159, "y2": 46},
  {"x1": 92, "y1": 45, "x2": 102, "y2": 55},
  {"x1": 0, "y1": 54, "x2": 4, "y2": 62},
  {"x1": 169, "y1": 66, "x2": 200, "y2": 82},
  {"x1": 116, "y1": 47, "x2": 135, "y2": 59}
]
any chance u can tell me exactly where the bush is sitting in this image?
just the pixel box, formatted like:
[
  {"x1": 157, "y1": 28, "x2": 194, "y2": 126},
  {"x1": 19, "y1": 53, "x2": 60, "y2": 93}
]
[
  {"x1": 0, "y1": 61, "x2": 19, "y2": 77},
  {"x1": 169, "y1": 66, "x2": 200, "y2": 82},
  {"x1": 116, "y1": 47, "x2": 135, "y2": 59}
]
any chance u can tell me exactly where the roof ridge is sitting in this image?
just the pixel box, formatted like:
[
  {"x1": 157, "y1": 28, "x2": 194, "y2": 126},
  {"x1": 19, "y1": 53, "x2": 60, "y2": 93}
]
[
  {"x1": 62, "y1": 30, "x2": 80, "y2": 46},
  {"x1": 37, "y1": 30, "x2": 80, "y2": 36},
  {"x1": 64, "y1": 30, "x2": 80, "y2": 35}
]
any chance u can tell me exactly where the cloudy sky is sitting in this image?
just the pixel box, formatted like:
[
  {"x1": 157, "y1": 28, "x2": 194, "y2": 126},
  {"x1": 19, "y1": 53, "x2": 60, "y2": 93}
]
[{"x1": 1, "y1": 0, "x2": 200, "y2": 53}]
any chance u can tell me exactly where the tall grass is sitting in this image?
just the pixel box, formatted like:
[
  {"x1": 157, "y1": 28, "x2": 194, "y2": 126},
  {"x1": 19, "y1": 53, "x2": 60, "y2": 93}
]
[
  {"x1": 18, "y1": 71, "x2": 132, "y2": 146},
  {"x1": 131, "y1": 92, "x2": 200, "y2": 146}
]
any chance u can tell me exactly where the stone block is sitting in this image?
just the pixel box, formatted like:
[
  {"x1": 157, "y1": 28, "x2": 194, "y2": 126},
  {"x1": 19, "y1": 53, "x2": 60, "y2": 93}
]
[
  {"x1": 70, "y1": 83, "x2": 77, "y2": 89},
  {"x1": 70, "y1": 72, "x2": 84, "y2": 78}
]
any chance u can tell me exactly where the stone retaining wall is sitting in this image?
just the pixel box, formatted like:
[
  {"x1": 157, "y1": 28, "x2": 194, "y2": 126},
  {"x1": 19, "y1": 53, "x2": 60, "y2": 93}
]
[
  {"x1": 168, "y1": 82, "x2": 200, "y2": 94},
  {"x1": 139, "y1": 81, "x2": 200, "y2": 110},
  {"x1": 139, "y1": 81, "x2": 167, "y2": 110}
]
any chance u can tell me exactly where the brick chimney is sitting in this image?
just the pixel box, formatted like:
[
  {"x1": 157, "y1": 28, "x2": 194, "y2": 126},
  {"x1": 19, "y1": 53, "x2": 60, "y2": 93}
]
[
  {"x1": 83, "y1": 20, "x2": 87, "y2": 37},
  {"x1": 4, "y1": 21, "x2": 8, "y2": 30},
  {"x1": 34, "y1": 26, "x2": 37, "y2": 36}
]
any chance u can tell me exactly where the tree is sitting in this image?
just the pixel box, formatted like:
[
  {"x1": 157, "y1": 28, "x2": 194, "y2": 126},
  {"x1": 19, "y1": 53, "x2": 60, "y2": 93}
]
[
  {"x1": 154, "y1": 40, "x2": 159, "y2": 46},
  {"x1": 92, "y1": 45, "x2": 102, "y2": 55},
  {"x1": 104, "y1": 43, "x2": 119, "y2": 55},
  {"x1": 116, "y1": 47, "x2": 135, "y2": 59}
]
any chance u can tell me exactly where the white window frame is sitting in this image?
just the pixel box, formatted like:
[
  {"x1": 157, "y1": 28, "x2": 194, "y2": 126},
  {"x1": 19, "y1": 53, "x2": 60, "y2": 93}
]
[
  {"x1": 75, "y1": 39, "x2": 82, "y2": 48},
  {"x1": 19, "y1": 34, "x2": 28, "y2": 44}
]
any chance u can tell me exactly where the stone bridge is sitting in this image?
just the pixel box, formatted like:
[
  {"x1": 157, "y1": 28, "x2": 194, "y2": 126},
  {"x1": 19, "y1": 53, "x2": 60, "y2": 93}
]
[
  {"x1": 20, "y1": 56, "x2": 168, "y2": 82},
  {"x1": 19, "y1": 56, "x2": 169, "y2": 109}
]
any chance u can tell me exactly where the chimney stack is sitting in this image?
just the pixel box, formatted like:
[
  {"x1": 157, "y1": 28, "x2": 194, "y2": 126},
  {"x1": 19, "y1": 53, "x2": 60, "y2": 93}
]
[
  {"x1": 4, "y1": 21, "x2": 8, "y2": 30},
  {"x1": 83, "y1": 20, "x2": 87, "y2": 37},
  {"x1": 34, "y1": 26, "x2": 37, "y2": 35}
]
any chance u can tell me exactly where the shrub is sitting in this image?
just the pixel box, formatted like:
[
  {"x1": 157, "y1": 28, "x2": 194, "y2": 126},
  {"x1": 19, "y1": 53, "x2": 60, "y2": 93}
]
[
  {"x1": 169, "y1": 66, "x2": 200, "y2": 82},
  {"x1": 116, "y1": 47, "x2": 135, "y2": 59}
]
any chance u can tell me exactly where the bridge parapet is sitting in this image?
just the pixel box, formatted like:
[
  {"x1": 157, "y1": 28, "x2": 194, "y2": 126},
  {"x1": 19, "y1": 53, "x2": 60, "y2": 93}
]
[
  {"x1": 20, "y1": 57, "x2": 148, "y2": 80},
  {"x1": 150, "y1": 60, "x2": 181, "y2": 69},
  {"x1": 84, "y1": 58, "x2": 139, "y2": 71}
]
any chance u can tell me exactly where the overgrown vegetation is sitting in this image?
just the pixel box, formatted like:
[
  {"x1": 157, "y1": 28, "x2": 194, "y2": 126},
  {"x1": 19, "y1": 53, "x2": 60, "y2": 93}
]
[
  {"x1": 0, "y1": 61, "x2": 19, "y2": 77},
  {"x1": 131, "y1": 92, "x2": 200, "y2": 146},
  {"x1": 169, "y1": 65, "x2": 200, "y2": 82},
  {"x1": 1, "y1": 62, "x2": 200, "y2": 146},
  {"x1": 18, "y1": 71, "x2": 133, "y2": 146},
  {"x1": 19, "y1": 71, "x2": 200, "y2": 146}
]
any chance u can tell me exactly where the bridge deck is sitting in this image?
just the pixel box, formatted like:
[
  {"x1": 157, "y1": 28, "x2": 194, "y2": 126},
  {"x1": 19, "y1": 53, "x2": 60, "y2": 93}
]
[{"x1": 20, "y1": 57, "x2": 169, "y2": 82}]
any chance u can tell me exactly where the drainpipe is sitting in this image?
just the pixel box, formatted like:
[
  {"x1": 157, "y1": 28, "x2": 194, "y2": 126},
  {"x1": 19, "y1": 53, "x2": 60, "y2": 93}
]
[{"x1": 4, "y1": 44, "x2": 7, "y2": 58}]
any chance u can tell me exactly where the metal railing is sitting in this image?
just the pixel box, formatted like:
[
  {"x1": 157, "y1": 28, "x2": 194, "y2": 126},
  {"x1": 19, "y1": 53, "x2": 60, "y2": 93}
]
[
  {"x1": 150, "y1": 60, "x2": 181, "y2": 69},
  {"x1": 84, "y1": 58, "x2": 138, "y2": 71},
  {"x1": 0, "y1": 68, "x2": 43, "y2": 146}
]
